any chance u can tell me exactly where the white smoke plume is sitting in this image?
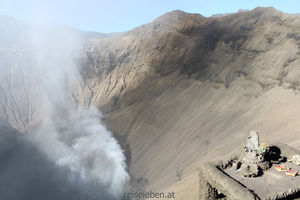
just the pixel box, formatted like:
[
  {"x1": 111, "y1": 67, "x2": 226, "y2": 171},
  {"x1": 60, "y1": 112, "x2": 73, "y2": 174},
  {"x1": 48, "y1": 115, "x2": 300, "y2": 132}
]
[
  {"x1": 31, "y1": 107, "x2": 128, "y2": 199},
  {"x1": 0, "y1": 14, "x2": 129, "y2": 200}
]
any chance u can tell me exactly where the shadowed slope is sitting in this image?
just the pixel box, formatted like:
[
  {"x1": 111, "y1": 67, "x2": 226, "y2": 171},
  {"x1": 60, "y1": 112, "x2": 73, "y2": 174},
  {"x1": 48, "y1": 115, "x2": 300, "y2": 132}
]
[
  {"x1": 78, "y1": 7, "x2": 300, "y2": 198},
  {"x1": 2, "y1": 7, "x2": 300, "y2": 199}
]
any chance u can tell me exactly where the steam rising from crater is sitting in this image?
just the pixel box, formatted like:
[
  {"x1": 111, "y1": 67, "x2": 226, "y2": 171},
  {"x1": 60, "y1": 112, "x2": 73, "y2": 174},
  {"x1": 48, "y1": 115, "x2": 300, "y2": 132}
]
[{"x1": 0, "y1": 17, "x2": 128, "y2": 200}]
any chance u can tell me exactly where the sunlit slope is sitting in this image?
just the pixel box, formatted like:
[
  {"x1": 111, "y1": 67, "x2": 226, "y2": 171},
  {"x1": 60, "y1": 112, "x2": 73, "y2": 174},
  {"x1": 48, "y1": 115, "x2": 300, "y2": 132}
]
[
  {"x1": 0, "y1": 16, "x2": 114, "y2": 131},
  {"x1": 79, "y1": 7, "x2": 300, "y2": 198},
  {"x1": 2, "y1": 7, "x2": 300, "y2": 199}
]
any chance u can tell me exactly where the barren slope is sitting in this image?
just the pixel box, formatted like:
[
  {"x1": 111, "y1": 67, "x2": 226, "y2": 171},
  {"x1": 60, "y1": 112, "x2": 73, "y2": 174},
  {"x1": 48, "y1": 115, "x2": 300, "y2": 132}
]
[
  {"x1": 78, "y1": 7, "x2": 300, "y2": 198},
  {"x1": 2, "y1": 7, "x2": 300, "y2": 199}
]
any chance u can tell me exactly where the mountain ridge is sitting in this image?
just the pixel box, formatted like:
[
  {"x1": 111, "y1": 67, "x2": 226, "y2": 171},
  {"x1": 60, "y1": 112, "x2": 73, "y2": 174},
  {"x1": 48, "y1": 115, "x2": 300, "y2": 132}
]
[
  {"x1": 78, "y1": 7, "x2": 300, "y2": 198},
  {"x1": 2, "y1": 7, "x2": 300, "y2": 199}
]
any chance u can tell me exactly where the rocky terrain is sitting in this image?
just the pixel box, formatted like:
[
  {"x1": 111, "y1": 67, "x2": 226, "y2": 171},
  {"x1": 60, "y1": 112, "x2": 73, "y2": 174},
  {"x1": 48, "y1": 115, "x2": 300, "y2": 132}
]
[
  {"x1": 77, "y1": 7, "x2": 300, "y2": 199},
  {"x1": 2, "y1": 6, "x2": 300, "y2": 199}
]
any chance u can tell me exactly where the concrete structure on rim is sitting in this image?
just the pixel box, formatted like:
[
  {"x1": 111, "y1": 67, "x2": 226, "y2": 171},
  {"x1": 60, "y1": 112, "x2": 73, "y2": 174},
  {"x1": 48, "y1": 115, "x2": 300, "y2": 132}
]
[{"x1": 199, "y1": 142, "x2": 300, "y2": 200}]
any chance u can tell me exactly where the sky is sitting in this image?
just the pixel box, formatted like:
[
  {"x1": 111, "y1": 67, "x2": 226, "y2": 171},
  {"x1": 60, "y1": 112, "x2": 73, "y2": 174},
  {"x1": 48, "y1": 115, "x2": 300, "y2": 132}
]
[{"x1": 0, "y1": 0, "x2": 300, "y2": 33}]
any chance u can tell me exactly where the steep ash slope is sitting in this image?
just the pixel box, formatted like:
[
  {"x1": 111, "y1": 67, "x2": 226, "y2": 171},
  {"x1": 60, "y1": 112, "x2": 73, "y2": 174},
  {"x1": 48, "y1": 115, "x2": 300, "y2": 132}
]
[
  {"x1": 0, "y1": 16, "x2": 130, "y2": 200},
  {"x1": 2, "y1": 7, "x2": 300, "y2": 199},
  {"x1": 79, "y1": 7, "x2": 300, "y2": 198}
]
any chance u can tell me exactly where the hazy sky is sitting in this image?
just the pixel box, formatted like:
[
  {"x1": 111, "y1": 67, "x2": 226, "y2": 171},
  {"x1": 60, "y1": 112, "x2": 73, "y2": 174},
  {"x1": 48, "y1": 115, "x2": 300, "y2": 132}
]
[{"x1": 0, "y1": 0, "x2": 299, "y2": 33}]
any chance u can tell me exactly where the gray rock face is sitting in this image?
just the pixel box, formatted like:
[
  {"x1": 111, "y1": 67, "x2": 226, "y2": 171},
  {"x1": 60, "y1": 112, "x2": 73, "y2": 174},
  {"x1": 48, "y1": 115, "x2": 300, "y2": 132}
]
[
  {"x1": 241, "y1": 164, "x2": 259, "y2": 178},
  {"x1": 243, "y1": 131, "x2": 262, "y2": 163},
  {"x1": 288, "y1": 155, "x2": 300, "y2": 165},
  {"x1": 245, "y1": 131, "x2": 260, "y2": 153},
  {"x1": 241, "y1": 131, "x2": 268, "y2": 177}
]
